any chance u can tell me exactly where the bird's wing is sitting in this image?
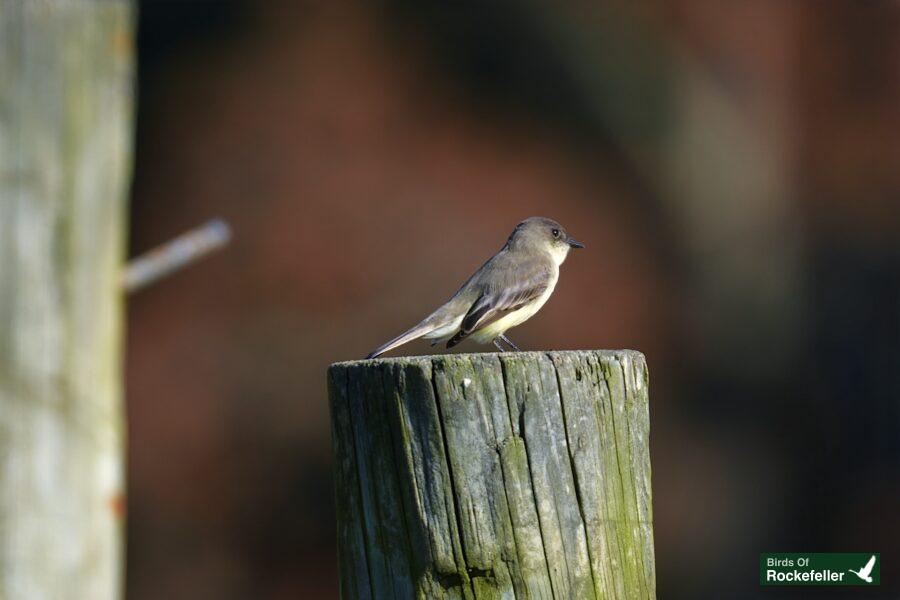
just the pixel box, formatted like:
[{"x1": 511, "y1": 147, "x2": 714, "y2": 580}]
[
  {"x1": 861, "y1": 555, "x2": 876, "y2": 576},
  {"x1": 446, "y1": 256, "x2": 553, "y2": 348}
]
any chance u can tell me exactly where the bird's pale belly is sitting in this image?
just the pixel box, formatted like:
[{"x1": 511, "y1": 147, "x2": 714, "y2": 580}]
[{"x1": 470, "y1": 277, "x2": 558, "y2": 344}]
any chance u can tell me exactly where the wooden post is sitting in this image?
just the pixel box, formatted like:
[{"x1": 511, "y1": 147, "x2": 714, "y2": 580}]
[
  {"x1": 328, "y1": 350, "x2": 655, "y2": 599},
  {"x1": 0, "y1": 1, "x2": 134, "y2": 598}
]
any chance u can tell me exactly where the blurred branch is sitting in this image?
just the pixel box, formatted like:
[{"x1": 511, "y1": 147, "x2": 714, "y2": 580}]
[{"x1": 124, "y1": 218, "x2": 232, "y2": 292}]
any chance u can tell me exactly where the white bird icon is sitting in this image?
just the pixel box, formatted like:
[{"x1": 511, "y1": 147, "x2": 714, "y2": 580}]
[{"x1": 848, "y1": 555, "x2": 877, "y2": 583}]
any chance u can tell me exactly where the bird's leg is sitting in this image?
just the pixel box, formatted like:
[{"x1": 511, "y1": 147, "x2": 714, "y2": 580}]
[
  {"x1": 492, "y1": 339, "x2": 507, "y2": 352},
  {"x1": 499, "y1": 334, "x2": 521, "y2": 351}
]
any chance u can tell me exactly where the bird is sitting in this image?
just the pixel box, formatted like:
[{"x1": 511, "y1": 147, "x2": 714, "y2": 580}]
[
  {"x1": 366, "y1": 217, "x2": 583, "y2": 359},
  {"x1": 848, "y1": 555, "x2": 877, "y2": 583}
]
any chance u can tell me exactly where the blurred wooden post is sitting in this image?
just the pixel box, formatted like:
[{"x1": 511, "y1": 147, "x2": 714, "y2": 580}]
[
  {"x1": 328, "y1": 350, "x2": 655, "y2": 599},
  {"x1": 0, "y1": 1, "x2": 134, "y2": 599}
]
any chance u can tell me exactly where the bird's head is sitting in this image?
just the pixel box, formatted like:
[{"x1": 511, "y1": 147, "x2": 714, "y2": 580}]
[{"x1": 507, "y1": 217, "x2": 584, "y2": 264}]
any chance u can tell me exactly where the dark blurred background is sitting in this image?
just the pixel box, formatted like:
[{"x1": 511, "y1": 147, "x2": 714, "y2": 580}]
[{"x1": 127, "y1": 1, "x2": 900, "y2": 598}]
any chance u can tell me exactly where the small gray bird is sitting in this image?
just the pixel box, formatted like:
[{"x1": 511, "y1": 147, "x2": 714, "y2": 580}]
[{"x1": 366, "y1": 217, "x2": 583, "y2": 359}]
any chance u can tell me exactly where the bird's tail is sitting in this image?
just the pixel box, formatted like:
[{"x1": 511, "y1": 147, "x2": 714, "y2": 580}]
[{"x1": 366, "y1": 322, "x2": 437, "y2": 359}]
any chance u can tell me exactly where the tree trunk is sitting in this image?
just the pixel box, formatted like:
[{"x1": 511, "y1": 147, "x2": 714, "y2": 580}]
[
  {"x1": 329, "y1": 350, "x2": 655, "y2": 599},
  {"x1": 0, "y1": 1, "x2": 134, "y2": 598}
]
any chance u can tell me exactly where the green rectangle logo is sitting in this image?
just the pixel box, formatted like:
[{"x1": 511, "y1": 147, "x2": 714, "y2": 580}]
[{"x1": 760, "y1": 553, "x2": 880, "y2": 586}]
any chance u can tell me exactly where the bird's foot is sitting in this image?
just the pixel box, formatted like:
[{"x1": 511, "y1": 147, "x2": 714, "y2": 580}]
[
  {"x1": 493, "y1": 339, "x2": 507, "y2": 352},
  {"x1": 499, "y1": 334, "x2": 522, "y2": 351}
]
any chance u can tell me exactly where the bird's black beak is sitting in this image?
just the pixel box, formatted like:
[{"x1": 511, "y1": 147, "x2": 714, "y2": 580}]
[{"x1": 567, "y1": 238, "x2": 584, "y2": 249}]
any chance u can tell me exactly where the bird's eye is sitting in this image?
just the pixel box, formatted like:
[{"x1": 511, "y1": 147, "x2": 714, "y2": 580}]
[{"x1": 551, "y1": 228, "x2": 560, "y2": 238}]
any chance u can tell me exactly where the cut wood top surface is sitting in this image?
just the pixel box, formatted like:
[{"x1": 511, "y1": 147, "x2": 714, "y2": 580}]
[{"x1": 332, "y1": 348, "x2": 647, "y2": 368}]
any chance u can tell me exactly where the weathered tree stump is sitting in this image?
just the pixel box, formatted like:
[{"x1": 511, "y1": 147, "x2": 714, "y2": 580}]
[{"x1": 328, "y1": 350, "x2": 655, "y2": 599}]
